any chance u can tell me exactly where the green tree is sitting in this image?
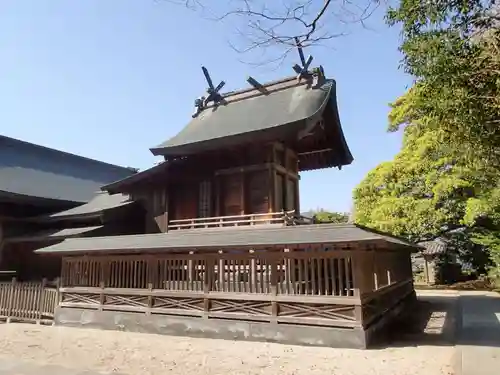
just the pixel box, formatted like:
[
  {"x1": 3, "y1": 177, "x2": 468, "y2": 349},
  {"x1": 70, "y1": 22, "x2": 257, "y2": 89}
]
[
  {"x1": 354, "y1": 0, "x2": 500, "y2": 280},
  {"x1": 312, "y1": 210, "x2": 349, "y2": 224}
]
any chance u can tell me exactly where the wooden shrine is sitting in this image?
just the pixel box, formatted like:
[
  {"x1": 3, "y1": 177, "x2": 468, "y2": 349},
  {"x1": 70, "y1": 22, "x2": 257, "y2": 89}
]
[{"x1": 35, "y1": 57, "x2": 419, "y2": 349}]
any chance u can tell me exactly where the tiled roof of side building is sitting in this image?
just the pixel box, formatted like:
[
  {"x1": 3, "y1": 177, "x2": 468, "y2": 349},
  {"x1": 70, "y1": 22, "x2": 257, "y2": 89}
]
[
  {"x1": 150, "y1": 75, "x2": 353, "y2": 168},
  {"x1": 417, "y1": 239, "x2": 448, "y2": 256},
  {"x1": 38, "y1": 192, "x2": 134, "y2": 221},
  {"x1": 5, "y1": 226, "x2": 104, "y2": 243},
  {"x1": 0, "y1": 135, "x2": 137, "y2": 203},
  {"x1": 35, "y1": 223, "x2": 422, "y2": 255}
]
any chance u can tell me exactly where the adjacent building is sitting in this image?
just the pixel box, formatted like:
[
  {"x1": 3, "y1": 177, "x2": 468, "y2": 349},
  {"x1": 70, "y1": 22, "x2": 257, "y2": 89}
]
[{"x1": 0, "y1": 135, "x2": 138, "y2": 279}]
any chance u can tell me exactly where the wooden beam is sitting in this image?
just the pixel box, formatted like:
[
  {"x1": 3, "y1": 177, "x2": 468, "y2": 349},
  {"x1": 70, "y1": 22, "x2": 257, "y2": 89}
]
[{"x1": 240, "y1": 172, "x2": 245, "y2": 215}]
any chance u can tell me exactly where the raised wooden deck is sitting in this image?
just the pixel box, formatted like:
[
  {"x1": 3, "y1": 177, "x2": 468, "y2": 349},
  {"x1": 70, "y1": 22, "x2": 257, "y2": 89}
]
[{"x1": 55, "y1": 242, "x2": 415, "y2": 348}]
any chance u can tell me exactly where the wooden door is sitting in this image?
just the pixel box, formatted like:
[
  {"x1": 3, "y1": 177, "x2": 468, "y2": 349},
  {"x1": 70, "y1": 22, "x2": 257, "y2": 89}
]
[
  {"x1": 220, "y1": 174, "x2": 243, "y2": 216},
  {"x1": 245, "y1": 170, "x2": 270, "y2": 214},
  {"x1": 172, "y1": 184, "x2": 198, "y2": 220}
]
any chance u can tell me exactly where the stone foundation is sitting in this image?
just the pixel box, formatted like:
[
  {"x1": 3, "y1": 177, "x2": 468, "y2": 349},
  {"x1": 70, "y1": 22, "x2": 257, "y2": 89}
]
[
  {"x1": 54, "y1": 291, "x2": 416, "y2": 350},
  {"x1": 55, "y1": 307, "x2": 368, "y2": 349}
]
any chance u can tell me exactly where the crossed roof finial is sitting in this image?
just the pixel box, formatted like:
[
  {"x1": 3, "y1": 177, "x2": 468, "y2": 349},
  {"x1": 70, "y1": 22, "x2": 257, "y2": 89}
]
[{"x1": 192, "y1": 66, "x2": 226, "y2": 118}]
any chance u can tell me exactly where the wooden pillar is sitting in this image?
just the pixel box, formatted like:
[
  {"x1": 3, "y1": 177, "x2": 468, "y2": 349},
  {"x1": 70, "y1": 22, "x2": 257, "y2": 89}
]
[
  {"x1": 423, "y1": 257, "x2": 429, "y2": 284},
  {"x1": 218, "y1": 252, "x2": 224, "y2": 291},
  {"x1": 0, "y1": 222, "x2": 4, "y2": 267},
  {"x1": 215, "y1": 176, "x2": 221, "y2": 217},
  {"x1": 285, "y1": 255, "x2": 291, "y2": 294},
  {"x1": 203, "y1": 256, "x2": 213, "y2": 317},
  {"x1": 295, "y1": 177, "x2": 301, "y2": 215},
  {"x1": 188, "y1": 252, "x2": 195, "y2": 288},
  {"x1": 250, "y1": 253, "x2": 257, "y2": 293},
  {"x1": 240, "y1": 171, "x2": 245, "y2": 215},
  {"x1": 164, "y1": 189, "x2": 169, "y2": 232},
  {"x1": 269, "y1": 166, "x2": 276, "y2": 213},
  {"x1": 269, "y1": 256, "x2": 279, "y2": 322}
]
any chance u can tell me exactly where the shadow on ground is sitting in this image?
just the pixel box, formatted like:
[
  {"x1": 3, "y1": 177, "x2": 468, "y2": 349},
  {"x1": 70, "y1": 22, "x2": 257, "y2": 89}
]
[
  {"x1": 458, "y1": 294, "x2": 500, "y2": 348},
  {"x1": 373, "y1": 293, "x2": 459, "y2": 349},
  {"x1": 374, "y1": 291, "x2": 500, "y2": 349}
]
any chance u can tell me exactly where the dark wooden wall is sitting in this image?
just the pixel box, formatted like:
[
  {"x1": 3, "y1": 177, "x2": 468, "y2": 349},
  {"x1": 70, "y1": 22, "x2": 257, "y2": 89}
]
[
  {"x1": 1, "y1": 241, "x2": 62, "y2": 281},
  {"x1": 127, "y1": 142, "x2": 300, "y2": 232}
]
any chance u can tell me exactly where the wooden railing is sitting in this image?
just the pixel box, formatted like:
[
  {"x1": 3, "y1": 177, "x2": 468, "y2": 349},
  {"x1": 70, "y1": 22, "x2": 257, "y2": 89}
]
[
  {"x1": 58, "y1": 246, "x2": 415, "y2": 329},
  {"x1": 59, "y1": 249, "x2": 362, "y2": 328},
  {"x1": 167, "y1": 211, "x2": 316, "y2": 230},
  {"x1": 167, "y1": 211, "x2": 293, "y2": 230},
  {"x1": 0, "y1": 278, "x2": 59, "y2": 324},
  {"x1": 59, "y1": 287, "x2": 360, "y2": 328}
]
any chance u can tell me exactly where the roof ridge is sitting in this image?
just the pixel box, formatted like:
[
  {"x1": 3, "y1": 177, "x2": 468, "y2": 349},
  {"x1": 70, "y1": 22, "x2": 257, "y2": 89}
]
[
  {"x1": 0, "y1": 134, "x2": 137, "y2": 173},
  {"x1": 220, "y1": 75, "x2": 299, "y2": 98},
  {"x1": 202, "y1": 75, "x2": 323, "y2": 111}
]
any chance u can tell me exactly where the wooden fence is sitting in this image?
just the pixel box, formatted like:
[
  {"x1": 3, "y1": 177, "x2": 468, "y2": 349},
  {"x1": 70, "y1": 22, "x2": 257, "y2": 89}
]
[
  {"x1": 58, "y1": 247, "x2": 413, "y2": 329},
  {"x1": 0, "y1": 278, "x2": 59, "y2": 324}
]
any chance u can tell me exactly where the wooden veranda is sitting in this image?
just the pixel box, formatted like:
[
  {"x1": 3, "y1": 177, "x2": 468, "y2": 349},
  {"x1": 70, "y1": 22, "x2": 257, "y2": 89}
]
[{"x1": 53, "y1": 236, "x2": 415, "y2": 347}]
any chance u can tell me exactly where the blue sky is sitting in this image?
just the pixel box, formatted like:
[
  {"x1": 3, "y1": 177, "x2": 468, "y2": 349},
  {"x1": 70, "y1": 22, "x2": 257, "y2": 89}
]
[{"x1": 0, "y1": 1, "x2": 410, "y2": 213}]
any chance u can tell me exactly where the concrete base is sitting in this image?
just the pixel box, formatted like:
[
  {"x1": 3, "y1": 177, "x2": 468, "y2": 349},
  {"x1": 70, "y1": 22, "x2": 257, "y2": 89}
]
[
  {"x1": 54, "y1": 292, "x2": 417, "y2": 349},
  {"x1": 55, "y1": 307, "x2": 368, "y2": 349}
]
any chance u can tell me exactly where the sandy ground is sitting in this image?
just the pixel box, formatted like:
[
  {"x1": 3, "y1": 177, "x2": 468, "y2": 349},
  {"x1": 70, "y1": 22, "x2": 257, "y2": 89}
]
[{"x1": 0, "y1": 323, "x2": 455, "y2": 375}]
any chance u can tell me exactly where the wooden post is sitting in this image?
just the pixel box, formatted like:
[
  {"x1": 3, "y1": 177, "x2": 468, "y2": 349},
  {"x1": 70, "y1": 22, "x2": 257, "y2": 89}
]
[
  {"x1": 99, "y1": 281, "x2": 105, "y2": 311},
  {"x1": 203, "y1": 257, "x2": 213, "y2": 318},
  {"x1": 240, "y1": 171, "x2": 245, "y2": 215},
  {"x1": 215, "y1": 176, "x2": 221, "y2": 217},
  {"x1": 351, "y1": 250, "x2": 367, "y2": 297},
  {"x1": 0, "y1": 222, "x2": 4, "y2": 266},
  {"x1": 218, "y1": 253, "x2": 224, "y2": 292},
  {"x1": 269, "y1": 166, "x2": 276, "y2": 213},
  {"x1": 354, "y1": 304, "x2": 364, "y2": 328},
  {"x1": 249, "y1": 250, "x2": 257, "y2": 293},
  {"x1": 36, "y1": 278, "x2": 47, "y2": 324},
  {"x1": 164, "y1": 189, "x2": 169, "y2": 232},
  {"x1": 6, "y1": 277, "x2": 16, "y2": 323},
  {"x1": 372, "y1": 250, "x2": 379, "y2": 290},
  {"x1": 147, "y1": 283, "x2": 153, "y2": 315},
  {"x1": 424, "y1": 257, "x2": 429, "y2": 284},
  {"x1": 295, "y1": 178, "x2": 300, "y2": 215},
  {"x1": 55, "y1": 277, "x2": 61, "y2": 306},
  {"x1": 270, "y1": 257, "x2": 279, "y2": 323}
]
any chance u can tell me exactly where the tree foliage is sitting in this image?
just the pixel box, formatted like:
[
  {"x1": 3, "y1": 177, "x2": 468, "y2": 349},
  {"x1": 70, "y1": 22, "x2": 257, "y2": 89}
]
[
  {"x1": 312, "y1": 210, "x2": 350, "y2": 224},
  {"x1": 354, "y1": 0, "x2": 500, "y2": 279}
]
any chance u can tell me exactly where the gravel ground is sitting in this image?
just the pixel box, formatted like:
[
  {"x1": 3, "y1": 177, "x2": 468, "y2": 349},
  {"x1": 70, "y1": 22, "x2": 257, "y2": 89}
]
[{"x1": 0, "y1": 323, "x2": 455, "y2": 375}]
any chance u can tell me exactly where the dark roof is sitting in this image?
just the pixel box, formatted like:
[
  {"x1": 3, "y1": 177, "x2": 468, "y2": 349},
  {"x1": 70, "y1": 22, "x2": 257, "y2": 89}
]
[
  {"x1": 5, "y1": 226, "x2": 103, "y2": 243},
  {"x1": 0, "y1": 135, "x2": 136, "y2": 203},
  {"x1": 41, "y1": 192, "x2": 133, "y2": 221},
  {"x1": 150, "y1": 75, "x2": 353, "y2": 167},
  {"x1": 101, "y1": 162, "x2": 168, "y2": 193},
  {"x1": 417, "y1": 239, "x2": 448, "y2": 256},
  {"x1": 35, "y1": 223, "x2": 420, "y2": 254}
]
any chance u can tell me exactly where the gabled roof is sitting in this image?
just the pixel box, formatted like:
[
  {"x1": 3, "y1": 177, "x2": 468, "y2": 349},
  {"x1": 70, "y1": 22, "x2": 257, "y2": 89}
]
[
  {"x1": 38, "y1": 192, "x2": 134, "y2": 221},
  {"x1": 5, "y1": 226, "x2": 103, "y2": 243},
  {"x1": 35, "y1": 223, "x2": 420, "y2": 255},
  {"x1": 101, "y1": 161, "x2": 169, "y2": 193},
  {"x1": 150, "y1": 75, "x2": 353, "y2": 168},
  {"x1": 0, "y1": 135, "x2": 136, "y2": 203}
]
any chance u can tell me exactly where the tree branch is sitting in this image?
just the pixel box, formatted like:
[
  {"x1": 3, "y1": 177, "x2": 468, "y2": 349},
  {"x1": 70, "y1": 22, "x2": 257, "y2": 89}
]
[{"x1": 165, "y1": 0, "x2": 381, "y2": 62}]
